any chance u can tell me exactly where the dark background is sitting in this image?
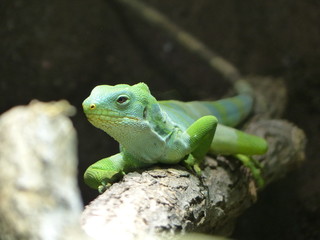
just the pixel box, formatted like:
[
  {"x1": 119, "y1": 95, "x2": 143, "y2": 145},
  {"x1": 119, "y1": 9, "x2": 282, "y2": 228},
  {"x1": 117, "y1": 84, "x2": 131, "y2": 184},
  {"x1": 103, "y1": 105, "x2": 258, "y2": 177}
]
[{"x1": 1, "y1": 1, "x2": 319, "y2": 239}]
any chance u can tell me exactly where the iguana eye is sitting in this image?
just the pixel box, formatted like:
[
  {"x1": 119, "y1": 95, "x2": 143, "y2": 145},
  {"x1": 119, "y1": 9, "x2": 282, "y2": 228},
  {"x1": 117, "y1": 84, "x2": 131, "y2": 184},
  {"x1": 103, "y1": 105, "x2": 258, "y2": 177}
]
[{"x1": 116, "y1": 95, "x2": 129, "y2": 104}]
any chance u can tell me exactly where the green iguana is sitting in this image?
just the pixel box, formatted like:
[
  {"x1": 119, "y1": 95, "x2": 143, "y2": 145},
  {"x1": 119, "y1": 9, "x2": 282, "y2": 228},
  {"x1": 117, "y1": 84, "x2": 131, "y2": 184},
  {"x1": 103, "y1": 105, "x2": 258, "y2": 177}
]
[{"x1": 82, "y1": 82, "x2": 267, "y2": 192}]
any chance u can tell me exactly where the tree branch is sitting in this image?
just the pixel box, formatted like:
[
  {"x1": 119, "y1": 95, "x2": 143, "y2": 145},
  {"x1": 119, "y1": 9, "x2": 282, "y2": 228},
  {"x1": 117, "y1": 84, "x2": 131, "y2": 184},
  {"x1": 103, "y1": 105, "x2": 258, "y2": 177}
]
[
  {"x1": 81, "y1": 118, "x2": 305, "y2": 239},
  {"x1": 109, "y1": 0, "x2": 241, "y2": 85}
]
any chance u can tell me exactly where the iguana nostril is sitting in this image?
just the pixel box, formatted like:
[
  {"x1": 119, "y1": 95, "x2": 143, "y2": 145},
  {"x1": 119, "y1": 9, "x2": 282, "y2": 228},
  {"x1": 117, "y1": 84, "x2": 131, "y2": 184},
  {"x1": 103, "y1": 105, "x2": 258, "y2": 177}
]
[{"x1": 90, "y1": 104, "x2": 96, "y2": 110}]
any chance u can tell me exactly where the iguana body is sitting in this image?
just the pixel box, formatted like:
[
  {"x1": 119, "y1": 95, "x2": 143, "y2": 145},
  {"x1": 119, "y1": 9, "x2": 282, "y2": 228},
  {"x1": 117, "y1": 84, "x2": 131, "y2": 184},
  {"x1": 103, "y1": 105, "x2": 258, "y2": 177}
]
[{"x1": 82, "y1": 83, "x2": 267, "y2": 191}]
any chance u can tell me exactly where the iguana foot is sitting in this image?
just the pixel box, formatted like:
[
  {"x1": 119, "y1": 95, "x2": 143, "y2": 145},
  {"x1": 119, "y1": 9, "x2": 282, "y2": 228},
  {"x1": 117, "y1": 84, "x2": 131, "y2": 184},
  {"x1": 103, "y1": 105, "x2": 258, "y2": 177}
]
[
  {"x1": 183, "y1": 154, "x2": 202, "y2": 176},
  {"x1": 98, "y1": 181, "x2": 111, "y2": 193},
  {"x1": 235, "y1": 154, "x2": 265, "y2": 188}
]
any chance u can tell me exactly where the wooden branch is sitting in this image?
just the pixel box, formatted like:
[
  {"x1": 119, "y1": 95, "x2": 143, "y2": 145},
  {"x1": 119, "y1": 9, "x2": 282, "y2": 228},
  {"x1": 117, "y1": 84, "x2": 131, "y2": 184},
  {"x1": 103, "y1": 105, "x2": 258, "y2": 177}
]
[
  {"x1": 81, "y1": 118, "x2": 306, "y2": 239},
  {"x1": 0, "y1": 101, "x2": 90, "y2": 240},
  {"x1": 109, "y1": 0, "x2": 245, "y2": 90}
]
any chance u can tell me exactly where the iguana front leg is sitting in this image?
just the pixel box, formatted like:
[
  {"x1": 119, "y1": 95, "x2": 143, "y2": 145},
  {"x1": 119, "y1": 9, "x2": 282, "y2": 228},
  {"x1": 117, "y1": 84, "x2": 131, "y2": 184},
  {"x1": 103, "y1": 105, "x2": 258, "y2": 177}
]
[
  {"x1": 184, "y1": 115, "x2": 218, "y2": 174},
  {"x1": 84, "y1": 153, "x2": 125, "y2": 192},
  {"x1": 84, "y1": 152, "x2": 150, "y2": 192},
  {"x1": 183, "y1": 116, "x2": 264, "y2": 188}
]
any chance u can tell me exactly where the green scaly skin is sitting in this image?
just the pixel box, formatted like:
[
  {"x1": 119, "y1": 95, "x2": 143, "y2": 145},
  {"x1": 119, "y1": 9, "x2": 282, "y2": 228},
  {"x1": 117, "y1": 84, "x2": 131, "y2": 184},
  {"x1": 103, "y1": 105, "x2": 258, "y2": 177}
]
[{"x1": 83, "y1": 83, "x2": 268, "y2": 192}]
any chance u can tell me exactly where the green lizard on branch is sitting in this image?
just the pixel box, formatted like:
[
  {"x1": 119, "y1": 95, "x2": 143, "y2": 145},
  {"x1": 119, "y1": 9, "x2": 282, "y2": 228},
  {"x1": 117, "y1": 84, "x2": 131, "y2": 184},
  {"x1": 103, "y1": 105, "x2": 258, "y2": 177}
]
[{"x1": 82, "y1": 83, "x2": 267, "y2": 192}]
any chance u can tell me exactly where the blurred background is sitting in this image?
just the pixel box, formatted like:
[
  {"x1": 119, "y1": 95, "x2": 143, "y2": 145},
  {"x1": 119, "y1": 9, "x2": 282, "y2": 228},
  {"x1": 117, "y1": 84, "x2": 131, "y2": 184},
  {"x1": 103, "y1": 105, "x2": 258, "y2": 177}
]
[{"x1": 1, "y1": 1, "x2": 319, "y2": 239}]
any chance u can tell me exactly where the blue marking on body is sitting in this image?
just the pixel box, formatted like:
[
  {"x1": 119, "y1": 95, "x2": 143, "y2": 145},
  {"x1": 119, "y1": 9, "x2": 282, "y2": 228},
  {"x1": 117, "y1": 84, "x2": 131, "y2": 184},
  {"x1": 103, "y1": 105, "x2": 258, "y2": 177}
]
[{"x1": 159, "y1": 94, "x2": 253, "y2": 129}]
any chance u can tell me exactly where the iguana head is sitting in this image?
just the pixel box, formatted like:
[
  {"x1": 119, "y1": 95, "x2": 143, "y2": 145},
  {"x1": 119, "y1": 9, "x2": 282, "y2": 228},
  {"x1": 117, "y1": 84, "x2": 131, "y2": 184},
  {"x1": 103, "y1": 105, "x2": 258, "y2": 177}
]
[{"x1": 82, "y1": 82, "x2": 160, "y2": 139}]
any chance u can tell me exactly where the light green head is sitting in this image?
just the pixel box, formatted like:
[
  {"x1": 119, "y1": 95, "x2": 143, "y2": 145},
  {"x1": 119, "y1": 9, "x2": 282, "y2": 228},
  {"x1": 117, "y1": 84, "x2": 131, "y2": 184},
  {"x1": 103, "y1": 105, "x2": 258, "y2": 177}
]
[{"x1": 82, "y1": 82, "x2": 159, "y2": 135}]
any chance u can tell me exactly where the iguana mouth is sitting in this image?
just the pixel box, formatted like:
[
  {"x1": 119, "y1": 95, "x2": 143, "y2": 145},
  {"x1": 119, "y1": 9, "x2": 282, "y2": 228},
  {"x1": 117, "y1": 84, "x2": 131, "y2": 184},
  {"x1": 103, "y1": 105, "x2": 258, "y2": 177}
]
[{"x1": 85, "y1": 111, "x2": 139, "y2": 124}]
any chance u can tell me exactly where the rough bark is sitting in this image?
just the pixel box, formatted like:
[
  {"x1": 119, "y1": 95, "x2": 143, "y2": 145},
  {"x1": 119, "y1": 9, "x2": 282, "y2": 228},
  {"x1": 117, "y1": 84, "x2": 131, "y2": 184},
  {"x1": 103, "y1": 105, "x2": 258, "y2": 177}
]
[{"x1": 0, "y1": 101, "x2": 89, "y2": 240}]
